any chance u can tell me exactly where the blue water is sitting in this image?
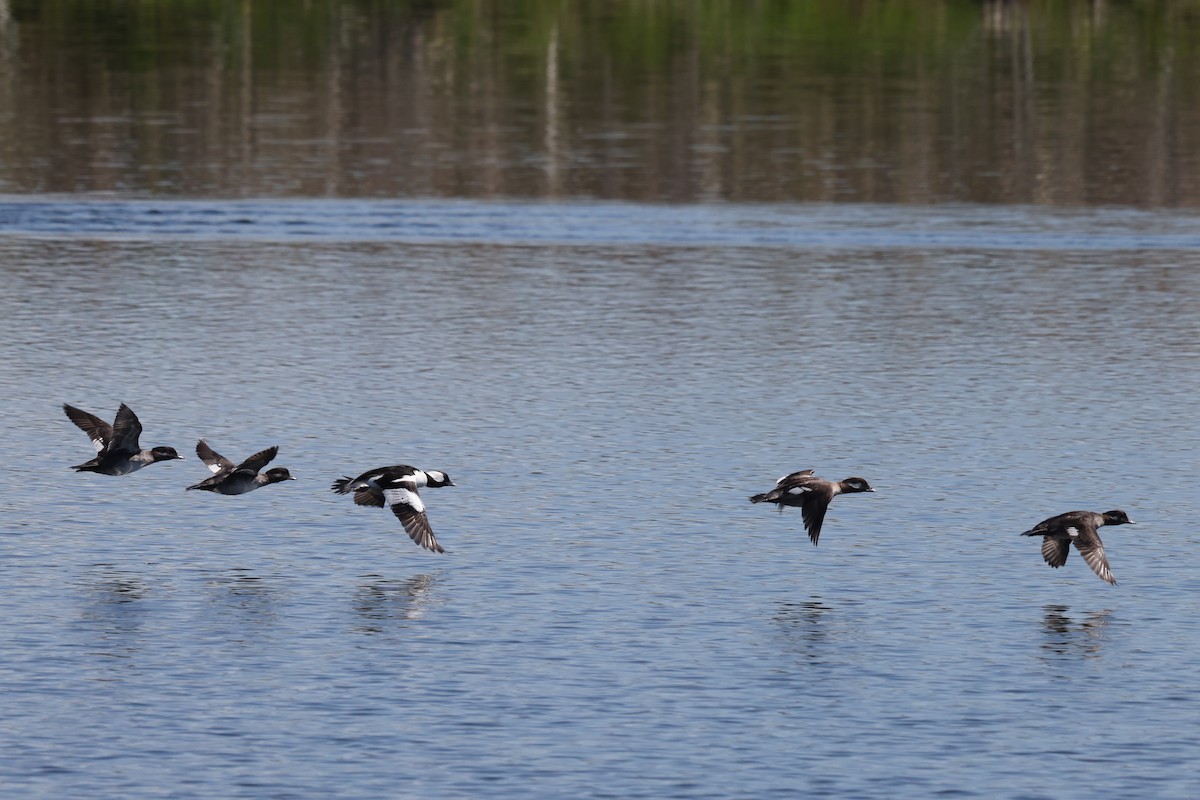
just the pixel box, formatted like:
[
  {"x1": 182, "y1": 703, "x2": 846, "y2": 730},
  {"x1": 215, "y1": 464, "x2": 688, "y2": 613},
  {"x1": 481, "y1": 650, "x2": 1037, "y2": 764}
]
[
  {"x1": 3, "y1": 196, "x2": 1200, "y2": 250},
  {"x1": 2, "y1": 199, "x2": 1200, "y2": 798}
]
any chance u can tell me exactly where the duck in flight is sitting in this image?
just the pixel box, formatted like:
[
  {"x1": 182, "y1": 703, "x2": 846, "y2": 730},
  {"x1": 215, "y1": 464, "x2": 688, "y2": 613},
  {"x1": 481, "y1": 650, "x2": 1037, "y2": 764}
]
[
  {"x1": 186, "y1": 440, "x2": 295, "y2": 495},
  {"x1": 1021, "y1": 509, "x2": 1134, "y2": 585},
  {"x1": 331, "y1": 465, "x2": 455, "y2": 553},
  {"x1": 750, "y1": 469, "x2": 875, "y2": 545},
  {"x1": 64, "y1": 402, "x2": 182, "y2": 476}
]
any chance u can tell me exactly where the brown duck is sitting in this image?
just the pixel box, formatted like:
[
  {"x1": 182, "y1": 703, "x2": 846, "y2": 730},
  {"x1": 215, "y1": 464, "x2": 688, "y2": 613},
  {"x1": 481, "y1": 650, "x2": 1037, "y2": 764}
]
[{"x1": 749, "y1": 470, "x2": 874, "y2": 545}]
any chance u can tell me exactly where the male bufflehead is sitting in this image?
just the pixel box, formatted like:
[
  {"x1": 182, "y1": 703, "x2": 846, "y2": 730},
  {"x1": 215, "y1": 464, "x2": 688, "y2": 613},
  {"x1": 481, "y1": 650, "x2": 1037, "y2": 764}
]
[{"x1": 331, "y1": 465, "x2": 455, "y2": 553}]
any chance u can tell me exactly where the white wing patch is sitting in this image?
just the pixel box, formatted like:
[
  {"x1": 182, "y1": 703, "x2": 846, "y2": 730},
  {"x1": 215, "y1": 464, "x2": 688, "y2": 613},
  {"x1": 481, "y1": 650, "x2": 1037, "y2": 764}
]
[
  {"x1": 383, "y1": 486, "x2": 425, "y2": 514},
  {"x1": 1066, "y1": 526, "x2": 1080, "y2": 538},
  {"x1": 786, "y1": 486, "x2": 812, "y2": 495}
]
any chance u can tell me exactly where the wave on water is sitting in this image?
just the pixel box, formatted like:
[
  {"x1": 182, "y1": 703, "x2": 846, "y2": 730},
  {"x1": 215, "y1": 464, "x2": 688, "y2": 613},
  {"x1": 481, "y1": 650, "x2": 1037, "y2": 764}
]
[{"x1": 2, "y1": 196, "x2": 1200, "y2": 251}]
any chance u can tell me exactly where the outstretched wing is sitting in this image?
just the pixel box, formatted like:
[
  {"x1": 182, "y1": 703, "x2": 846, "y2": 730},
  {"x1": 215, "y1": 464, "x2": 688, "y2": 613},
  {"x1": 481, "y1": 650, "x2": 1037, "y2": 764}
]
[
  {"x1": 235, "y1": 446, "x2": 279, "y2": 475},
  {"x1": 64, "y1": 404, "x2": 112, "y2": 452},
  {"x1": 1040, "y1": 535, "x2": 1070, "y2": 568},
  {"x1": 383, "y1": 484, "x2": 444, "y2": 553},
  {"x1": 799, "y1": 486, "x2": 832, "y2": 546},
  {"x1": 109, "y1": 404, "x2": 143, "y2": 454},
  {"x1": 196, "y1": 440, "x2": 236, "y2": 474},
  {"x1": 1074, "y1": 527, "x2": 1116, "y2": 585}
]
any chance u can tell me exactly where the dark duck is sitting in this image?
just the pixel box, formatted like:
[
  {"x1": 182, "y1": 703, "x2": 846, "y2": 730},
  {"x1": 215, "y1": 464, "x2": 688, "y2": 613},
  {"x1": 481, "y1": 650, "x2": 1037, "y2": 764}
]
[
  {"x1": 64, "y1": 403, "x2": 182, "y2": 476},
  {"x1": 187, "y1": 440, "x2": 295, "y2": 495},
  {"x1": 1021, "y1": 509, "x2": 1134, "y2": 585}
]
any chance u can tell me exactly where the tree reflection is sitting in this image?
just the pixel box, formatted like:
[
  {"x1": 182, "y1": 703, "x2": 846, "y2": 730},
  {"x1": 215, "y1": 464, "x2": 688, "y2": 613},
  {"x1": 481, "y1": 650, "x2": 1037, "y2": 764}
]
[{"x1": 3, "y1": 0, "x2": 1200, "y2": 205}]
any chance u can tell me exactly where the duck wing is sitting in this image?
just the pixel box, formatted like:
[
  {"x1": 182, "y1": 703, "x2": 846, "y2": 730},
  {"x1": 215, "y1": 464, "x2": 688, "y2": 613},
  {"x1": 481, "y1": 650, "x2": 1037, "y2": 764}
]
[
  {"x1": 799, "y1": 483, "x2": 835, "y2": 546},
  {"x1": 775, "y1": 469, "x2": 815, "y2": 486},
  {"x1": 63, "y1": 404, "x2": 112, "y2": 452},
  {"x1": 353, "y1": 488, "x2": 386, "y2": 508},
  {"x1": 109, "y1": 404, "x2": 143, "y2": 454},
  {"x1": 331, "y1": 465, "x2": 414, "y2": 494},
  {"x1": 383, "y1": 484, "x2": 444, "y2": 553},
  {"x1": 1074, "y1": 526, "x2": 1116, "y2": 585},
  {"x1": 234, "y1": 446, "x2": 278, "y2": 476},
  {"x1": 196, "y1": 440, "x2": 237, "y2": 475},
  {"x1": 1040, "y1": 534, "x2": 1070, "y2": 568}
]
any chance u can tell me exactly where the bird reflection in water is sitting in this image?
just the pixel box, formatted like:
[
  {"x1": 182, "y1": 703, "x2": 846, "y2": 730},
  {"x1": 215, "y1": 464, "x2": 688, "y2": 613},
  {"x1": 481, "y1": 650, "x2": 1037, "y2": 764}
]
[
  {"x1": 207, "y1": 567, "x2": 280, "y2": 625},
  {"x1": 92, "y1": 576, "x2": 147, "y2": 604},
  {"x1": 1040, "y1": 604, "x2": 1112, "y2": 661},
  {"x1": 773, "y1": 597, "x2": 834, "y2": 665},
  {"x1": 80, "y1": 564, "x2": 151, "y2": 663},
  {"x1": 354, "y1": 573, "x2": 438, "y2": 634}
]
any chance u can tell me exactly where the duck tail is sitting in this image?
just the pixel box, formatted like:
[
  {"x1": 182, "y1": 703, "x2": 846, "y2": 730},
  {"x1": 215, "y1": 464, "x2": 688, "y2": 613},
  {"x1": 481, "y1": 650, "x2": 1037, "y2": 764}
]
[
  {"x1": 330, "y1": 476, "x2": 355, "y2": 494},
  {"x1": 749, "y1": 491, "x2": 774, "y2": 504}
]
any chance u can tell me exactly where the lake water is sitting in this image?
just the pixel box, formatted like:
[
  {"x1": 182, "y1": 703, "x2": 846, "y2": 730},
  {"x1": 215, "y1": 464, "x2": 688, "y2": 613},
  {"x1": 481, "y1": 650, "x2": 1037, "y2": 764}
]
[
  {"x1": 4, "y1": 1, "x2": 1200, "y2": 798},
  {"x1": 3, "y1": 199, "x2": 1200, "y2": 798}
]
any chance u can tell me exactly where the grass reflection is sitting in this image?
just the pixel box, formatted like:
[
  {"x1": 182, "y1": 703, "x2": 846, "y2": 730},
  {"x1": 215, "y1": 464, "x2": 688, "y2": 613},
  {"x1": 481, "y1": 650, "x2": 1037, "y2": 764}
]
[{"x1": 5, "y1": 0, "x2": 1200, "y2": 204}]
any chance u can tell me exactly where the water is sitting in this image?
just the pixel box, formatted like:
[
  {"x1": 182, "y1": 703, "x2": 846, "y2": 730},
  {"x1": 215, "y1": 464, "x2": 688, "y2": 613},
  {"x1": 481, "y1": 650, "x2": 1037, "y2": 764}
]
[{"x1": 2, "y1": 199, "x2": 1200, "y2": 798}]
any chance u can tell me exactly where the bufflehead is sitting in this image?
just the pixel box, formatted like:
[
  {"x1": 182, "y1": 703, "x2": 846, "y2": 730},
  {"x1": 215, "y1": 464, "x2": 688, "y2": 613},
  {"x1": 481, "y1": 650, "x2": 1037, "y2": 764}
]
[
  {"x1": 750, "y1": 470, "x2": 875, "y2": 545},
  {"x1": 331, "y1": 465, "x2": 455, "y2": 553}
]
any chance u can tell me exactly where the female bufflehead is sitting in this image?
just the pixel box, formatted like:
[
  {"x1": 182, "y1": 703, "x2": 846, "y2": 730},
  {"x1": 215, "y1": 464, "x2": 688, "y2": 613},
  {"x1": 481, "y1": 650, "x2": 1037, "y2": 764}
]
[
  {"x1": 187, "y1": 440, "x2": 295, "y2": 495},
  {"x1": 750, "y1": 469, "x2": 875, "y2": 545},
  {"x1": 63, "y1": 403, "x2": 182, "y2": 476},
  {"x1": 331, "y1": 465, "x2": 455, "y2": 553},
  {"x1": 1021, "y1": 509, "x2": 1134, "y2": 585}
]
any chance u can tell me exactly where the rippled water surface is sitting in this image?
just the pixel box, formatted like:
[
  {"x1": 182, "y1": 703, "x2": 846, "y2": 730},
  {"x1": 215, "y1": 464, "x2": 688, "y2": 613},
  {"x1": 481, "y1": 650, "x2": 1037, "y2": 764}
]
[{"x1": 3, "y1": 199, "x2": 1200, "y2": 798}]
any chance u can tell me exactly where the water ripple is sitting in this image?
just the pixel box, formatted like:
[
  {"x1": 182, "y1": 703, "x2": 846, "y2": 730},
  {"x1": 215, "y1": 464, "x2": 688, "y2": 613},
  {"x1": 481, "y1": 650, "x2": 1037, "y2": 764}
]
[{"x1": 2, "y1": 197, "x2": 1200, "y2": 250}]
